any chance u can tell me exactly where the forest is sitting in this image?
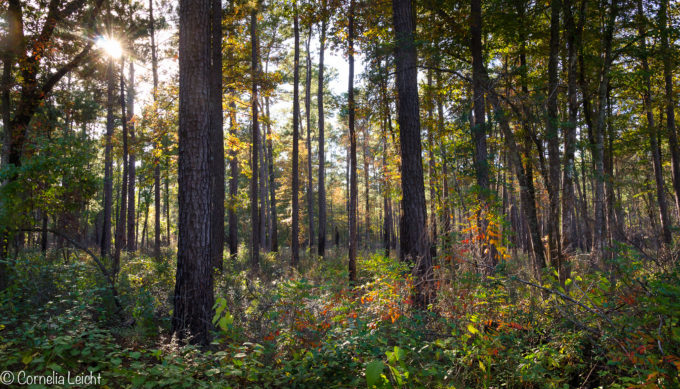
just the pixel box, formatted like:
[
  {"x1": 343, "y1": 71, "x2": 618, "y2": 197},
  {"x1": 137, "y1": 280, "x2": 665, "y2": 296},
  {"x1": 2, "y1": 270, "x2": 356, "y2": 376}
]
[{"x1": 1, "y1": 0, "x2": 680, "y2": 386}]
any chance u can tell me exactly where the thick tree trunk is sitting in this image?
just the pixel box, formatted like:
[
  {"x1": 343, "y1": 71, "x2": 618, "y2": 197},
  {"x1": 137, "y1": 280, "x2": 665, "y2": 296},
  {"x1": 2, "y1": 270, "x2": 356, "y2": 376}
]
[
  {"x1": 348, "y1": 0, "x2": 358, "y2": 282},
  {"x1": 317, "y1": 9, "x2": 327, "y2": 256},
  {"x1": 250, "y1": 5, "x2": 261, "y2": 270},
  {"x1": 292, "y1": 1, "x2": 301, "y2": 267},
  {"x1": 392, "y1": 0, "x2": 432, "y2": 306},
  {"x1": 172, "y1": 0, "x2": 215, "y2": 345}
]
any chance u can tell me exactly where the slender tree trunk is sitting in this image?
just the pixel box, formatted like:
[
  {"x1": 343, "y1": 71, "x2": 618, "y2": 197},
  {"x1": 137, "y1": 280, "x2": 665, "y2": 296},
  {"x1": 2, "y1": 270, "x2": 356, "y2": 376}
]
[
  {"x1": 211, "y1": 0, "x2": 224, "y2": 270},
  {"x1": 317, "y1": 8, "x2": 327, "y2": 256},
  {"x1": 228, "y1": 96, "x2": 239, "y2": 256},
  {"x1": 426, "y1": 70, "x2": 437, "y2": 258},
  {"x1": 150, "y1": 0, "x2": 162, "y2": 260},
  {"x1": 266, "y1": 97, "x2": 278, "y2": 252},
  {"x1": 102, "y1": 56, "x2": 115, "y2": 258},
  {"x1": 113, "y1": 58, "x2": 129, "y2": 275},
  {"x1": 659, "y1": 0, "x2": 680, "y2": 217},
  {"x1": 363, "y1": 122, "x2": 370, "y2": 247},
  {"x1": 291, "y1": 0, "x2": 301, "y2": 267},
  {"x1": 305, "y1": 27, "x2": 314, "y2": 250},
  {"x1": 546, "y1": 0, "x2": 563, "y2": 282},
  {"x1": 126, "y1": 61, "x2": 136, "y2": 253},
  {"x1": 348, "y1": 0, "x2": 358, "y2": 281},
  {"x1": 392, "y1": 0, "x2": 432, "y2": 306},
  {"x1": 172, "y1": 0, "x2": 215, "y2": 345},
  {"x1": 259, "y1": 99, "x2": 267, "y2": 251},
  {"x1": 592, "y1": 0, "x2": 617, "y2": 258},
  {"x1": 637, "y1": 0, "x2": 671, "y2": 245},
  {"x1": 562, "y1": 0, "x2": 579, "y2": 252},
  {"x1": 470, "y1": 0, "x2": 494, "y2": 271},
  {"x1": 250, "y1": 4, "x2": 260, "y2": 270}
]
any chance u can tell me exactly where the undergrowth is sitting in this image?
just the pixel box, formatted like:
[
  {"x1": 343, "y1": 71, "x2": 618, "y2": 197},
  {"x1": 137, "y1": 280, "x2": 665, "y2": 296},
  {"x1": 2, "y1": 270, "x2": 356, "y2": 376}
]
[{"x1": 0, "y1": 244, "x2": 679, "y2": 388}]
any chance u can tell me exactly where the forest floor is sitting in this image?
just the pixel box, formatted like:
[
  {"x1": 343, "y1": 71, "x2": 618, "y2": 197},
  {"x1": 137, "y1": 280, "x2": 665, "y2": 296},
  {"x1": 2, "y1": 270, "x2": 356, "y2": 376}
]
[{"x1": 1, "y1": 244, "x2": 679, "y2": 388}]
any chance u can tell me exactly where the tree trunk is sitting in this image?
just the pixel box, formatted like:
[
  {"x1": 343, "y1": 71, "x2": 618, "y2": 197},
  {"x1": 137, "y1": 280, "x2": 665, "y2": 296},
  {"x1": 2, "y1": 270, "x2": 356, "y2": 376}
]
[
  {"x1": 127, "y1": 61, "x2": 136, "y2": 253},
  {"x1": 228, "y1": 96, "x2": 239, "y2": 256},
  {"x1": 317, "y1": 7, "x2": 327, "y2": 256},
  {"x1": 392, "y1": 0, "x2": 432, "y2": 306},
  {"x1": 291, "y1": 0, "x2": 301, "y2": 267},
  {"x1": 426, "y1": 70, "x2": 437, "y2": 258},
  {"x1": 250, "y1": 4, "x2": 261, "y2": 270},
  {"x1": 172, "y1": 0, "x2": 215, "y2": 345},
  {"x1": 305, "y1": 27, "x2": 314, "y2": 250},
  {"x1": 113, "y1": 58, "x2": 128, "y2": 275},
  {"x1": 546, "y1": 0, "x2": 563, "y2": 282},
  {"x1": 211, "y1": 0, "x2": 224, "y2": 270},
  {"x1": 348, "y1": 0, "x2": 358, "y2": 282},
  {"x1": 562, "y1": 0, "x2": 579, "y2": 253},
  {"x1": 150, "y1": 0, "x2": 162, "y2": 260},
  {"x1": 265, "y1": 97, "x2": 278, "y2": 252},
  {"x1": 659, "y1": 0, "x2": 680, "y2": 217},
  {"x1": 637, "y1": 0, "x2": 671, "y2": 245},
  {"x1": 470, "y1": 0, "x2": 494, "y2": 271},
  {"x1": 102, "y1": 56, "x2": 115, "y2": 258},
  {"x1": 592, "y1": 0, "x2": 617, "y2": 259}
]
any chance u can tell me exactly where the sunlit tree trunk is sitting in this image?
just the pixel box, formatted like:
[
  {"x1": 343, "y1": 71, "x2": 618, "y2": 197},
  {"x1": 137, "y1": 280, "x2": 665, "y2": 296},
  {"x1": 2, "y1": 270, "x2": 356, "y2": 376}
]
[
  {"x1": 113, "y1": 58, "x2": 128, "y2": 274},
  {"x1": 149, "y1": 0, "x2": 162, "y2": 260}
]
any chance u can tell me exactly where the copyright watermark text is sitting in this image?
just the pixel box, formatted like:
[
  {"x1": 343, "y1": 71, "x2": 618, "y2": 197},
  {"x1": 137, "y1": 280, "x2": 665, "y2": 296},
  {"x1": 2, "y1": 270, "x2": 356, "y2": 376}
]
[{"x1": 1, "y1": 370, "x2": 101, "y2": 386}]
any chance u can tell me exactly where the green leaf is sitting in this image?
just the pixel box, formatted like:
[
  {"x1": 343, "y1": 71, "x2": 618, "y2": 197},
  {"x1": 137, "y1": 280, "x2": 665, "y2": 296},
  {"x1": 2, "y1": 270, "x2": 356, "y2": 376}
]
[{"x1": 366, "y1": 360, "x2": 384, "y2": 387}]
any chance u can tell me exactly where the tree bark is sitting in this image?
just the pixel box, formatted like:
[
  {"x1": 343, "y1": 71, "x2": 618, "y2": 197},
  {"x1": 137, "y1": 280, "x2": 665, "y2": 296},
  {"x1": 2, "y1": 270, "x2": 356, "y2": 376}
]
[
  {"x1": 102, "y1": 55, "x2": 115, "y2": 259},
  {"x1": 250, "y1": 4, "x2": 261, "y2": 270},
  {"x1": 348, "y1": 0, "x2": 358, "y2": 282},
  {"x1": 392, "y1": 0, "x2": 432, "y2": 306},
  {"x1": 126, "y1": 60, "x2": 136, "y2": 253},
  {"x1": 150, "y1": 0, "x2": 162, "y2": 260},
  {"x1": 659, "y1": 0, "x2": 680, "y2": 217},
  {"x1": 562, "y1": 0, "x2": 579, "y2": 253},
  {"x1": 637, "y1": 0, "x2": 671, "y2": 245},
  {"x1": 305, "y1": 27, "x2": 314, "y2": 250},
  {"x1": 317, "y1": 7, "x2": 327, "y2": 256},
  {"x1": 292, "y1": 0, "x2": 301, "y2": 267},
  {"x1": 266, "y1": 97, "x2": 278, "y2": 252},
  {"x1": 113, "y1": 58, "x2": 128, "y2": 274},
  {"x1": 592, "y1": 0, "x2": 617, "y2": 258},
  {"x1": 172, "y1": 0, "x2": 215, "y2": 345},
  {"x1": 210, "y1": 0, "x2": 224, "y2": 270},
  {"x1": 546, "y1": 0, "x2": 563, "y2": 282}
]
